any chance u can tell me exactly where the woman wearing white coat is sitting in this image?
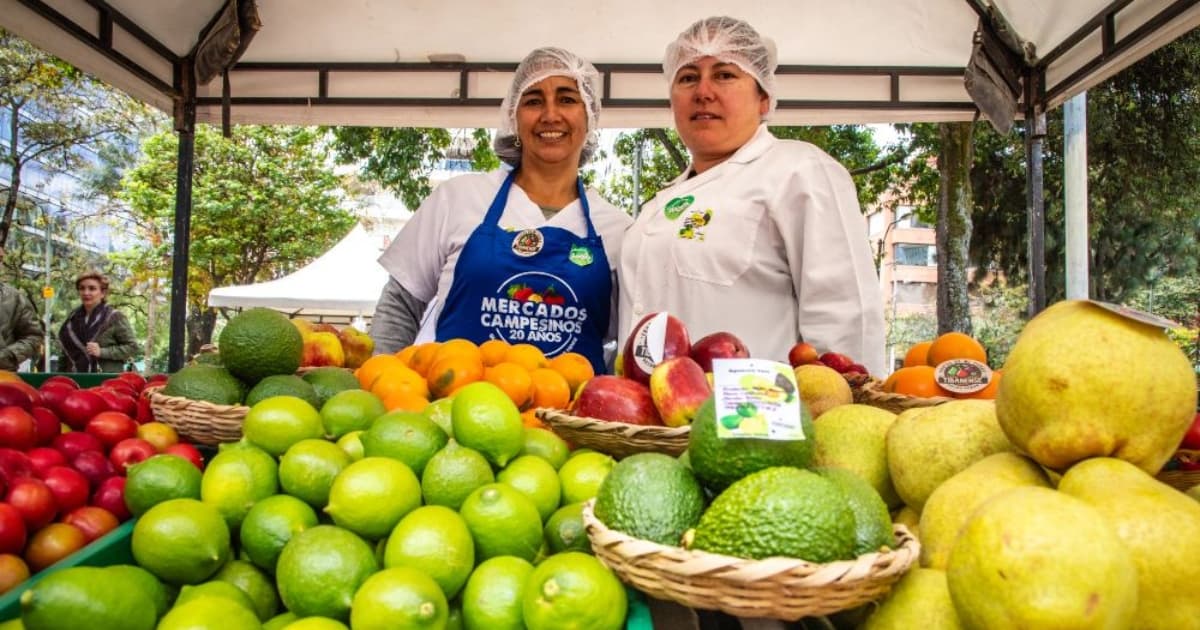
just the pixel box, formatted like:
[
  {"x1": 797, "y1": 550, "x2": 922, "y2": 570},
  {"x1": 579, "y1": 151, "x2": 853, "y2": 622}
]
[{"x1": 618, "y1": 16, "x2": 886, "y2": 376}]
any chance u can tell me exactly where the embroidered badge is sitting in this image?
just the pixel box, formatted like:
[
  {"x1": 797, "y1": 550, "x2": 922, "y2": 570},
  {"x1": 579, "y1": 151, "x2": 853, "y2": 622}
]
[
  {"x1": 677, "y1": 209, "x2": 713, "y2": 241},
  {"x1": 663, "y1": 195, "x2": 695, "y2": 220},
  {"x1": 568, "y1": 244, "x2": 594, "y2": 267},
  {"x1": 511, "y1": 229, "x2": 544, "y2": 256}
]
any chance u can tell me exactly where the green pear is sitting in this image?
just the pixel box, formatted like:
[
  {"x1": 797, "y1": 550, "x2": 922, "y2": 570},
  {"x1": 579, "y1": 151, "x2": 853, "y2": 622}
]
[
  {"x1": 946, "y1": 487, "x2": 1137, "y2": 629},
  {"x1": 996, "y1": 300, "x2": 1197, "y2": 473},
  {"x1": 886, "y1": 399, "x2": 1013, "y2": 512},
  {"x1": 919, "y1": 452, "x2": 1051, "y2": 569},
  {"x1": 861, "y1": 568, "x2": 963, "y2": 630},
  {"x1": 1059, "y1": 457, "x2": 1200, "y2": 628},
  {"x1": 812, "y1": 404, "x2": 899, "y2": 507}
]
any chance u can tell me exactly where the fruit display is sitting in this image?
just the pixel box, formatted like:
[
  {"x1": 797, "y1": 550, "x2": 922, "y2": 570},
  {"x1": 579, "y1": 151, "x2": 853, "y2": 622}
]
[
  {"x1": 292, "y1": 319, "x2": 375, "y2": 370},
  {"x1": 886, "y1": 331, "x2": 997, "y2": 399}
]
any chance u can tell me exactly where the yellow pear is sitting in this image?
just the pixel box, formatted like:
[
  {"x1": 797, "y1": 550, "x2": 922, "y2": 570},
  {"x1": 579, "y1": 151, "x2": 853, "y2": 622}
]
[
  {"x1": 947, "y1": 487, "x2": 1137, "y2": 629},
  {"x1": 892, "y1": 505, "x2": 921, "y2": 537},
  {"x1": 1058, "y1": 457, "x2": 1200, "y2": 629},
  {"x1": 811, "y1": 404, "x2": 900, "y2": 507},
  {"x1": 793, "y1": 364, "x2": 853, "y2": 418},
  {"x1": 919, "y1": 452, "x2": 1051, "y2": 569},
  {"x1": 862, "y1": 568, "x2": 963, "y2": 630},
  {"x1": 996, "y1": 300, "x2": 1197, "y2": 473}
]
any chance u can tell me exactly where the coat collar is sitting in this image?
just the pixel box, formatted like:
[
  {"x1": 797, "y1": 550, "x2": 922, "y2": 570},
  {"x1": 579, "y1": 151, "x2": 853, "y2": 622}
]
[{"x1": 662, "y1": 124, "x2": 776, "y2": 191}]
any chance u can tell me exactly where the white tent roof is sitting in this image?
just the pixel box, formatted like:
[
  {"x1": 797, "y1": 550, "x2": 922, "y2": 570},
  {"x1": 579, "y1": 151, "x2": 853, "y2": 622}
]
[
  {"x1": 207, "y1": 223, "x2": 389, "y2": 318},
  {"x1": 5, "y1": 0, "x2": 1199, "y2": 127}
]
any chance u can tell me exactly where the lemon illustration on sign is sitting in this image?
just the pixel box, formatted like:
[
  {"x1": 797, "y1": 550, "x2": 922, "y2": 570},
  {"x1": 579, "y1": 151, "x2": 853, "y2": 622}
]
[
  {"x1": 320, "y1": 389, "x2": 386, "y2": 438},
  {"x1": 558, "y1": 451, "x2": 614, "y2": 505},
  {"x1": 523, "y1": 552, "x2": 627, "y2": 630},
  {"x1": 497, "y1": 455, "x2": 562, "y2": 521},
  {"x1": 350, "y1": 567, "x2": 448, "y2": 630},
  {"x1": 132, "y1": 498, "x2": 231, "y2": 585},
  {"x1": 276, "y1": 525, "x2": 379, "y2": 621},
  {"x1": 201, "y1": 442, "x2": 279, "y2": 529},
  {"x1": 157, "y1": 595, "x2": 261, "y2": 630},
  {"x1": 279, "y1": 438, "x2": 352, "y2": 508},
  {"x1": 212, "y1": 559, "x2": 280, "y2": 621},
  {"x1": 335, "y1": 430, "x2": 364, "y2": 460},
  {"x1": 361, "y1": 410, "x2": 448, "y2": 476},
  {"x1": 383, "y1": 505, "x2": 475, "y2": 599},
  {"x1": 738, "y1": 415, "x2": 767, "y2": 434},
  {"x1": 521, "y1": 427, "x2": 570, "y2": 470},
  {"x1": 719, "y1": 414, "x2": 743, "y2": 430},
  {"x1": 239, "y1": 494, "x2": 319, "y2": 574},
  {"x1": 421, "y1": 440, "x2": 495, "y2": 510},
  {"x1": 243, "y1": 395, "x2": 326, "y2": 456},
  {"x1": 459, "y1": 483, "x2": 543, "y2": 562},
  {"x1": 325, "y1": 457, "x2": 422, "y2": 540},
  {"x1": 451, "y1": 381, "x2": 524, "y2": 467},
  {"x1": 125, "y1": 454, "x2": 203, "y2": 517},
  {"x1": 461, "y1": 556, "x2": 535, "y2": 630},
  {"x1": 544, "y1": 502, "x2": 591, "y2": 554}
]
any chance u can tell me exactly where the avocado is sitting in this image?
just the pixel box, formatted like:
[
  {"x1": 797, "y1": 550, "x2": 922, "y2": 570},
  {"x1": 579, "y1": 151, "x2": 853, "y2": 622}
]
[
  {"x1": 162, "y1": 364, "x2": 247, "y2": 405},
  {"x1": 815, "y1": 467, "x2": 896, "y2": 555},
  {"x1": 593, "y1": 453, "x2": 705, "y2": 546},
  {"x1": 688, "y1": 397, "x2": 815, "y2": 493}
]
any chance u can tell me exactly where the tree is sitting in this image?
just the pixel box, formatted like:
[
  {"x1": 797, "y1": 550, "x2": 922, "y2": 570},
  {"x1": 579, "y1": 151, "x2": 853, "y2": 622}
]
[
  {"x1": 118, "y1": 125, "x2": 355, "y2": 355},
  {"x1": 935, "y1": 123, "x2": 975, "y2": 335}
]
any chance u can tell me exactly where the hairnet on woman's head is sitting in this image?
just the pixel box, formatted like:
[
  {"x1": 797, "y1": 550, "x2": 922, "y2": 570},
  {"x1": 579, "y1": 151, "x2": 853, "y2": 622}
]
[
  {"x1": 494, "y1": 47, "x2": 602, "y2": 167},
  {"x1": 663, "y1": 16, "x2": 779, "y2": 117}
]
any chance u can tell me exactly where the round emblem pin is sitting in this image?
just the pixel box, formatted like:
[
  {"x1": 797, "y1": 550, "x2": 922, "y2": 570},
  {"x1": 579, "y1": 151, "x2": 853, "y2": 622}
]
[{"x1": 511, "y1": 229, "x2": 544, "y2": 257}]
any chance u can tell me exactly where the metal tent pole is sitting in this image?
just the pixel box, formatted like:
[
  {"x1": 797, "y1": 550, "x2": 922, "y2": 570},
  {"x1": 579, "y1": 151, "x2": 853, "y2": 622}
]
[
  {"x1": 1064, "y1": 92, "x2": 1089, "y2": 300},
  {"x1": 168, "y1": 61, "x2": 197, "y2": 372}
]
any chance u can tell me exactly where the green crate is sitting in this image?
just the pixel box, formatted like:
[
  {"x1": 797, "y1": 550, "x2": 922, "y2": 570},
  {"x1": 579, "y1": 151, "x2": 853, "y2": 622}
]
[
  {"x1": 625, "y1": 587, "x2": 655, "y2": 630},
  {"x1": 17, "y1": 372, "x2": 125, "y2": 389},
  {"x1": 0, "y1": 519, "x2": 136, "y2": 621}
]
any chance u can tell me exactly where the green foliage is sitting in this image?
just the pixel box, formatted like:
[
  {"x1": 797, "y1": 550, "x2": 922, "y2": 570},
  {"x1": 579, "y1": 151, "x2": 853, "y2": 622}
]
[
  {"x1": 884, "y1": 312, "x2": 936, "y2": 371},
  {"x1": 596, "y1": 129, "x2": 687, "y2": 211},
  {"x1": 970, "y1": 281, "x2": 1029, "y2": 369},
  {"x1": 1126, "y1": 274, "x2": 1200, "y2": 368}
]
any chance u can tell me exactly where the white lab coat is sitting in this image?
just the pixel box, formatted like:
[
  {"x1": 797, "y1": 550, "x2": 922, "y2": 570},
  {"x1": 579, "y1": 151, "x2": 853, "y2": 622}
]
[
  {"x1": 379, "y1": 169, "x2": 632, "y2": 344},
  {"x1": 618, "y1": 125, "x2": 886, "y2": 376}
]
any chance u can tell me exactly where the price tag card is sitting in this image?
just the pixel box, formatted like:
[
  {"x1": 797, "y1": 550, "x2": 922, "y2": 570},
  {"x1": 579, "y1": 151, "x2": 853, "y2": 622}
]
[{"x1": 712, "y1": 358, "x2": 806, "y2": 440}]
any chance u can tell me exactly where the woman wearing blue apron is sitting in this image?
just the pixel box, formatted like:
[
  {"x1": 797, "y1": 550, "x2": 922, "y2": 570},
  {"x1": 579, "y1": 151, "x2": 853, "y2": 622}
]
[{"x1": 374, "y1": 48, "x2": 632, "y2": 374}]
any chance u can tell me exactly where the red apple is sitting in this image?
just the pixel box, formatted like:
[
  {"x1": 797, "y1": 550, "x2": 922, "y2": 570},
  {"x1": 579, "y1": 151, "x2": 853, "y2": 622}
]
[
  {"x1": 93, "y1": 389, "x2": 137, "y2": 417},
  {"x1": 58, "y1": 390, "x2": 108, "y2": 430},
  {"x1": 0, "y1": 449, "x2": 33, "y2": 487},
  {"x1": 62, "y1": 506, "x2": 119, "y2": 543},
  {"x1": 6, "y1": 477, "x2": 57, "y2": 530},
  {"x1": 114, "y1": 372, "x2": 147, "y2": 392},
  {"x1": 649, "y1": 357, "x2": 713, "y2": 427},
  {"x1": 689, "y1": 332, "x2": 751, "y2": 373},
  {"x1": 787, "y1": 341, "x2": 822, "y2": 367},
  {"x1": 52, "y1": 432, "x2": 104, "y2": 462},
  {"x1": 71, "y1": 450, "x2": 115, "y2": 488},
  {"x1": 571, "y1": 375, "x2": 663, "y2": 426},
  {"x1": 41, "y1": 466, "x2": 90, "y2": 513},
  {"x1": 40, "y1": 376, "x2": 78, "y2": 390},
  {"x1": 0, "y1": 407, "x2": 38, "y2": 451},
  {"x1": 26, "y1": 447, "x2": 66, "y2": 478},
  {"x1": 100, "y1": 379, "x2": 137, "y2": 396},
  {"x1": 818, "y1": 352, "x2": 856, "y2": 374},
  {"x1": 844, "y1": 363, "x2": 869, "y2": 376},
  {"x1": 0, "y1": 504, "x2": 26, "y2": 555},
  {"x1": 85, "y1": 411, "x2": 139, "y2": 449},
  {"x1": 0, "y1": 385, "x2": 32, "y2": 411},
  {"x1": 90, "y1": 477, "x2": 129, "y2": 522},
  {"x1": 1182, "y1": 412, "x2": 1200, "y2": 451},
  {"x1": 108, "y1": 438, "x2": 157, "y2": 473},
  {"x1": 29, "y1": 407, "x2": 61, "y2": 447},
  {"x1": 164, "y1": 443, "x2": 204, "y2": 470},
  {"x1": 621, "y1": 312, "x2": 692, "y2": 385}
]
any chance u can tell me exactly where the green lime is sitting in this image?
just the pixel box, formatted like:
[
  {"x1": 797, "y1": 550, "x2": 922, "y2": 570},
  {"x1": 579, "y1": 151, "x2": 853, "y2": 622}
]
[
  {"x1": 246, "y1": 374, "x2": 321, "y2": 409},
  {"x1": 243, "y1": 396, "x2": 326, "y2": 456},
  {"x1": 497, "y1": 455, "x2": 562, "y2": 521},
  {"x1": 132, "y1": 499, "x2": 231, "y2": 586},
  {"x1": 459, "y1": 483, "x2": 543, "y2": 562},
  {"x1": 461, "y1": 556, "x2": 534, "y2": 630},
  {"x1": 281, "y1": 618, "x2": 349, "y2": 630},
  {"x1": 19, "y1": 566, "x2": 156, "y2": 630},
  {"x1": 544, "y1": 502, "x2": 591, "y2": 554},
  {"x1": 104, "y1": 564, "x2": 171, "y2": 619},
  {"x1": 158, "y1": 595, "x2": 261, "y2": 630},
  {"x1": 446, "y1": 601, "x2": 464, "y2": 630},
  {"x1": 558, "y1": 452, "x2": 614, "y2": 505},
  {"x1": 451, "y1": 382, "x2": 524, "y2": 467},
  {"x1": 350, "y1": 567, "x2": 448, "y2": 630},
  {"x1": 302, "y1": 366, "x2": 364, "y2": 407},
  {"x1": 125, "y1": 454, "x2": 203, "y2": 517},
  {"x1": 523, "y1": 552, "x2": 627, "y2": 630},
  {"x1": 383, "y1": 506, "x2": 474, "y2": 599},
  {"x1": 279, "y1": 439, "x2": 352, "y2": 508},
  {"x1": 200, "y1": 443, "x2": 279, "y2": 530},
  {"x1": 325, "y1": 457, "x2": 421, "y2": 540},
  {"x1": 423, "y1": 396, "x2": 455, "y2": 437},
  {"x1": 421, "y1": 440, "x2": 494, "y2": 511},
  {"x1": 361, "y1": 410, "x2": 448, "y2": 476},
  {"x1": 320, "y1": 389, "x2": 386, "y2": 438},
  {"x1": 335, "y1": 431, "x2": 364, "y2": 461},
  {"x1": 521, "y1": 428, "x2": 570, "y2": 470},
  {"x1": 276, "y1": 525, "x2": 378, "y2": 621},
  {"x1": 212, "y1": 559, "x2": 280, "y2": 621},
  {"x1": 174, "y1": 581, "x2": 257, "y2": 615},
  {"x1": 239, "y1": 494, "x2": 320, "y2": 574},
  {"x1": 263, "y1": 612, "x2": 298, "y2": 630}
]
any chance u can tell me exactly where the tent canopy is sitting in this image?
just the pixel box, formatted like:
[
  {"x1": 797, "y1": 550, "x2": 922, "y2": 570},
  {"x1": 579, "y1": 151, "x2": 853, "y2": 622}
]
[
  {"x1": 5, "y1": 0, "x2": 1199, "y2": 128},
  {"x1": 207, "y1": 224, "x2": 389, "y2": 321}
]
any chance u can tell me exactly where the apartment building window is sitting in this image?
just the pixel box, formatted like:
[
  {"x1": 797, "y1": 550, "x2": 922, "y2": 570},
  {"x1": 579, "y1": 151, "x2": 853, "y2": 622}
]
[
  {"x1": 896, "y1": 205, "x2": 933, "y2": 229},
  {"x1": 895, "y1": 243, "x2": 936, "y2": 266}
]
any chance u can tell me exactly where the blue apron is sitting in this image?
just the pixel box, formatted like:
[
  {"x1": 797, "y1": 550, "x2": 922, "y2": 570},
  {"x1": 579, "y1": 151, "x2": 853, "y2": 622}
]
[{"x1": 436, "y1": 170, "x2": 612, "y2": 373}]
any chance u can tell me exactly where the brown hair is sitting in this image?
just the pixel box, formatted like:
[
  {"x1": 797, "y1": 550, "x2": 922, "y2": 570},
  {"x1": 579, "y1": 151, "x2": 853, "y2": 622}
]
[{"x1": 75, "y1": 271, "x2": 109, "y2": 292}]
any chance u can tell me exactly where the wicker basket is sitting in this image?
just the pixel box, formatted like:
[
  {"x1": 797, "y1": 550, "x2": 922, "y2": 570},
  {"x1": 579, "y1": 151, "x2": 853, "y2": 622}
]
[
  {"x1": 1157, "y1": 450, "x2": 1200, "y2": 492},
  {"x1": 536, "y1": 409, "x2": 690, "y2": 459},
  {"x1": 145, "y1": 384, "x2": 249, "y2": 446},
  {"x1": 582, "y1": 500, "x2": 919, "y2": 620},
  {"x1": 857, "y1": 379, "x2": 955, "y2": 414}
]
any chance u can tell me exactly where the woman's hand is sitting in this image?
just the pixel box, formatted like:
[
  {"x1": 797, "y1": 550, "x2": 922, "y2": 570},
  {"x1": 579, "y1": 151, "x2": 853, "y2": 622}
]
[{"x1": 85, "y1": 342, "x2": 101, "y2": 358}]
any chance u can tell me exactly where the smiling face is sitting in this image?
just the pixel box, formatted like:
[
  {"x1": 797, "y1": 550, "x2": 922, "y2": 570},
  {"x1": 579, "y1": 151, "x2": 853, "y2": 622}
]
[
  {"x1": 77, "y1": 279, "x2": 105, "y2": 310},
  {"x1": 670, "y1": 56, "x2": 769, "y2": 174},
  {"x1": 516, "y1": 75, "x2": 589, "y2": 171}
]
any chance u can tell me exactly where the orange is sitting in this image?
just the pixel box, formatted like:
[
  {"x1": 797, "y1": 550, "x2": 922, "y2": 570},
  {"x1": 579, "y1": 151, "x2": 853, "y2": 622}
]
[
  {"x1": 504, "y1": 344, "x2": 548, "y2": 372},
  {"x1": 484, "y1": 362, "x2": 534, "y2": 409},
  {"x1": 383, "y1": 390, "x2": 430, "y2": 413},
  {"x1": 902, "y1": 341, "x2": 933, "y2": 368},
  {"x1": 479, "y1": 339, "x2": 511, "y2": 367},
  {"x1": 0, "y1": 371, "x2": 21, "y2": 384},
  {"x1": 356, "y1": 354, "x2": 405, "y2": 389},
  {"x1": 395, "y1": 345, "x2": 418, "y2": 367},
  {"x1": 547, "y1": 353, "x2": 594, "y2": 397},
  {"x1": 887, "y1": 365, "x2": 952, "y2": 398},
  {"x1": 371, "y1": 364, "x2": 430, "y2": 401},
  {"x1": 427, "y1": 356, "x2": 485, "y2": 400},
  {"x1": 926, "y1": 332, "x2": 987, "y2": 368},
  {"x1": 521, "y1": 409, "x2": 547, "y2": 429},
  {"x1": 528, "y1": 368, "x2": 571, "y2": 411},
  {"x1": 408, "y1": 342, "x2": 443, "y2": 378},
  {"x1": 957, "y1": 369, "x2": 1002, "y2": 400},
  {"x1": 434, "y1": 338, "x2": 482, "y2": 363}
]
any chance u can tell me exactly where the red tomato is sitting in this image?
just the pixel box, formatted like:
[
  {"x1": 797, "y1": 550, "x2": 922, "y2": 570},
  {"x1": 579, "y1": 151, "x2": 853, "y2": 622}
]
[
  {"x1": 62, "y1": 506, "x2": 119, "y2": 543},
  {"x1": 1181, "y1": 412, "x2": 1200, "y2": 451},
  {"x1": 24, "y1": 522, "x2": 86, "y2": 572},
  {"x1": 0, "y1": 504, "x2": 27, "y2": 555}
]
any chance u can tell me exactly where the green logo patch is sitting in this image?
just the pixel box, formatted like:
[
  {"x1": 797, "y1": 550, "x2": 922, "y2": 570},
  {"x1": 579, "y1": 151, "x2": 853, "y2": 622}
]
[
  {"x1": 569, "y1": 244, "x2": 594, "y2": 267},
  {"x1": 663, "y1": 195, "x2": 695, "y2": 220}
]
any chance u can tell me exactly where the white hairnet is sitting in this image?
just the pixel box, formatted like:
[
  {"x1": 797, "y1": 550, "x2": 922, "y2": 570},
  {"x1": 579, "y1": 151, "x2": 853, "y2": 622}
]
[
  {"x1": 663, "y1": 16, "x2": 779, "y2": 117},
  {"x1": 494, "y1": 47, "x2": 602, "y2": 167}
]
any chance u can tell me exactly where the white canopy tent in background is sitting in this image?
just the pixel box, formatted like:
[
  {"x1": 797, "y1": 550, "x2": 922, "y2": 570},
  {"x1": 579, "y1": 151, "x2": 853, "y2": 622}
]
[
  {"x1": 3, "y1": 0, "x2": 1197, "y2": 368},
  {"x1": 207, "y1": 224, "x2": 389, "y2": 323}
]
